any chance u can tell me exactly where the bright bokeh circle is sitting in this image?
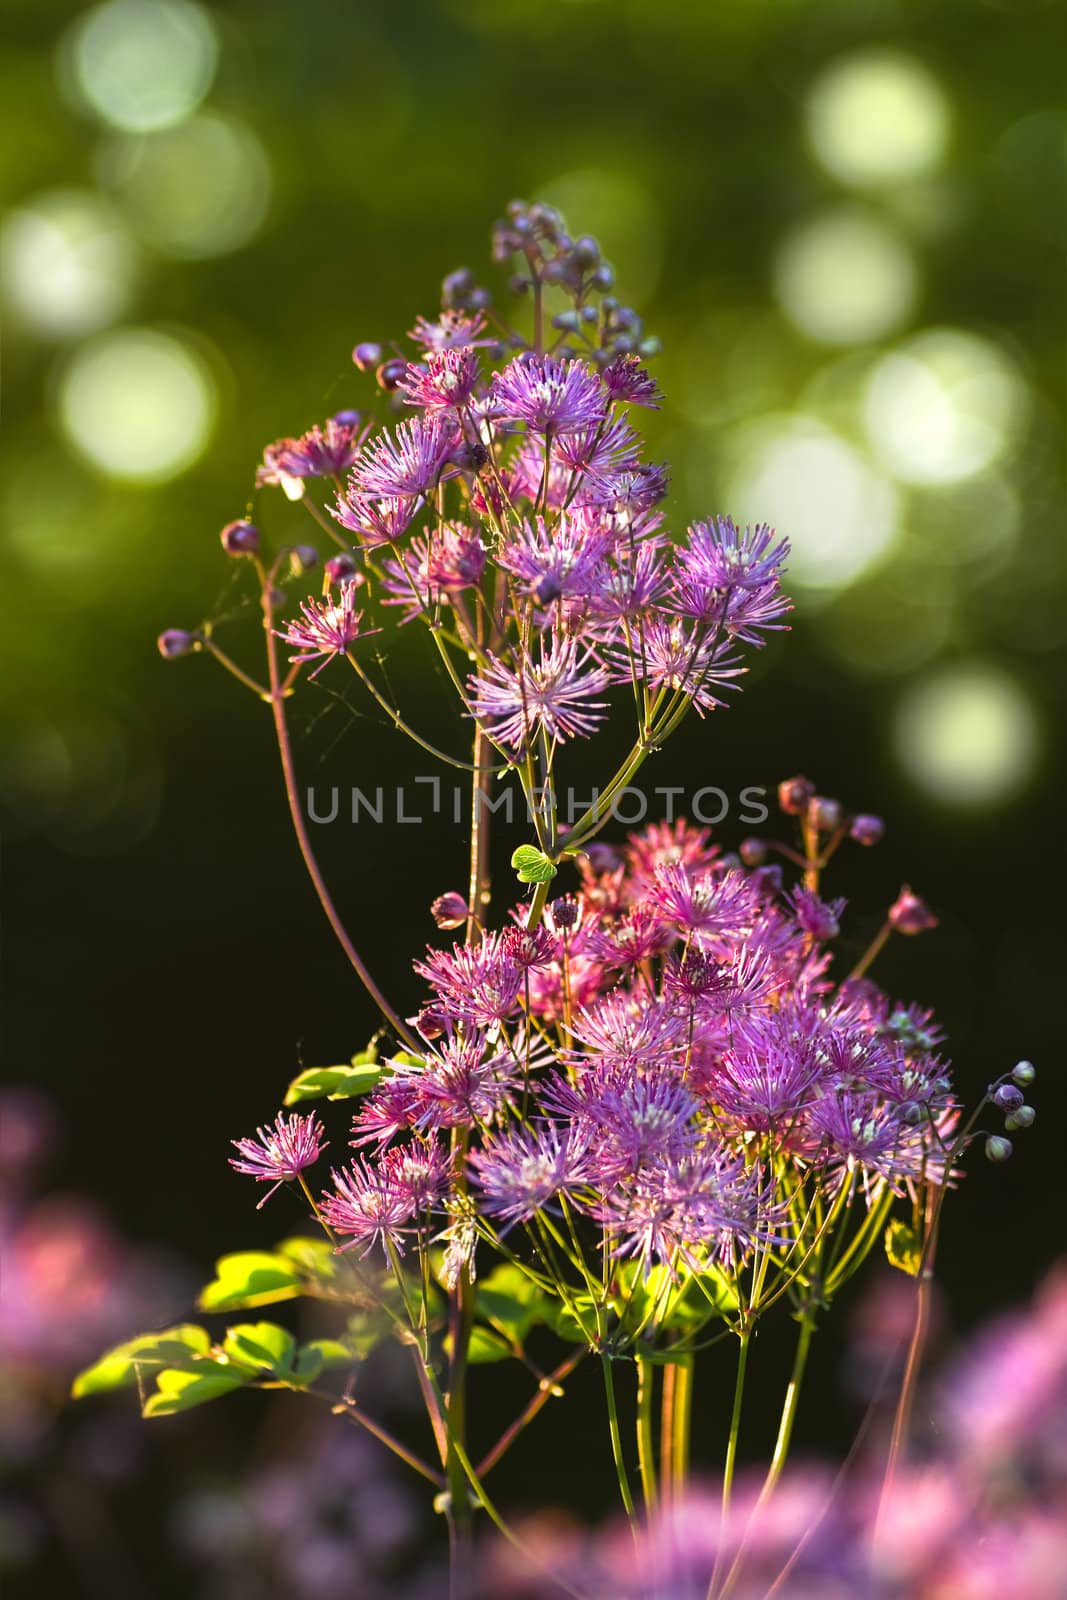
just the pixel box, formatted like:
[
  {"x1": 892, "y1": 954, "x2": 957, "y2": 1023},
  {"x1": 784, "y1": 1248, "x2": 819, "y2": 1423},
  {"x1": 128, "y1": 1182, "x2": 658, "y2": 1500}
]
[
  {"x1": 806, "y1": 50, "x2": 951, "y2": 188},
  {"x1": 894, "y1": 662, "x2": 1040, "y2": 807}
]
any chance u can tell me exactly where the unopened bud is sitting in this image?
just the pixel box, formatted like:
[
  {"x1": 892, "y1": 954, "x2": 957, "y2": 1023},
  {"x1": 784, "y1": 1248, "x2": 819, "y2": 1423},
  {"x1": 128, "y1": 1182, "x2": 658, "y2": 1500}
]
[
  {"x1": 220, "y1": 519, "x2": 260, "y2": 556},
  {"x1": 1005, "y1": 1105, "x2": 1035, "y2": 1131},
  {"x1": 985, "y1": 1135, "x2": 1013, "y2": 1163},
  {"x1": 376, "y1": 357, "x2": 409, "y2": 391},
  {"x1": 850, "y1": 814, "x2": 885, "y2": 846},
  {"x1": 778, "y1": 775, "x2": 814, "y2": 815},
  {"x1": 808, "y1": 795, "x2": 842, "y2": 831},
  {"x1": 993, "y1": 1083, "x2": 1024, "y2": 1112},
  {"x1": 290, "y1": 544, "x2": 318, "y2": 575},
  {"x1": 1011, "y1": 1059, "x2": 1036, "y2": 1087},
  {"x1": 352, "y1": 342, "x2": 383, "y2": 371},
  {"x1": 325, "y1": 553, "x2": 358, "y2": 585},
  {"x1": 583, "y1": 842, "x2": 621, "y2": 874},
  {"x1": 739, "y1": 838, "x2": 768, "y2": 866},
  {"x1": 889, "y1": 886, "x2": 939, "y2": 936},
  {"x1": 431, "y1": 892, "x2": 469, "y2": 930},
  {"x1": 550, "y1": 897, "x2": 580, "y2": 929},
  {"x1": 157, "y1": 628, "x2": 197, "y2": 659}
]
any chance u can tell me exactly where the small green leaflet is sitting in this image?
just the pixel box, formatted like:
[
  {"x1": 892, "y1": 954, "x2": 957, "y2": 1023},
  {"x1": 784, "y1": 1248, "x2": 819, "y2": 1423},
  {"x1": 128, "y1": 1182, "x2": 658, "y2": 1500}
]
[
  {"x1": 284, "y1": 1049, "x2": 383, "y2": 1105},
  {"x1": 511, "y1": 844, "x2": 557, "y2": 884}
]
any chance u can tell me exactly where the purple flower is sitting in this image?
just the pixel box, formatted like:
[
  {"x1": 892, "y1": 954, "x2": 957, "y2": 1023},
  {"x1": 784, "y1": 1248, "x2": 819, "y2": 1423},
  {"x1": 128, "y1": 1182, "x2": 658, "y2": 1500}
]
[
  {"x1": 408, "y1": 310, "x2": 488, "y2": 352},
  {"x1": 332, "y1": 489, "x2": 419, "y2": 548},
  {"x1": 388, "y1": 1037, "x2": 525, "y2": 1131},
  {"x1": 415, "y1": 932, "x2": 523, "y2": 1028},
  {"x1": 646, "y1": 864, "x2": 757, "y2": 947},
  {"x1": 608, "y1": 617, "x2": 745, "y2": 714},
  {"x1": 258, "y1": 414, "x2": 367, "y2": 486},
  {"x1": 469, "y1": 634, "x2": 611, "y2": 751},
  {"x1": 790, "y1": 886, "x2": 847, "y2": 941},
  {"x1": 469, "y1": 1123, "x2": 591, "y2": 1225},
  {"x1": 568, "y1": 992, "x2": 687, "y2": 1067},
  {"x1": 498, "y1": 511, "x2": 613, "y2": 605},
  {"x1": 601, "y1": 353, "x2": 663, "y2": 408},
  {"x1": 680, "y1": 518, "x2": 789, "y2": 592},
  {"x1": 399, "y1": 347, "x2": 480, "y2": 410},
  {"x1": 379, "y1": 1139, "x2": 452, "y2": 1212},
  {"x1": 320, "y1": 1159, "x2": 414, "y2": 1256},
  {"x1": 714, "y1": 1008, "x2": 827, "y2": 1133},
  {"x1": 277, "y1": 586, "x2": 380, "y2": 676},
  {"x1": 889, "y1": 885, "x2": 939, "y2": 935},
  {"x1": 490, "y1": 353, "x2": 607, "y2": 435},
  {"x1": 230, "y1": 1112, "x2": 326, "y2": 1207},
  {"x1": 349, "y1": 414, "x2": 458, "y2": 499}
]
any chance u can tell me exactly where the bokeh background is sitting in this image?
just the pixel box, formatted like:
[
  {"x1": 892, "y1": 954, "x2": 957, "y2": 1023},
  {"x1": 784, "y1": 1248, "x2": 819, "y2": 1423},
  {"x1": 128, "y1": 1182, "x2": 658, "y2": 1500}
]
[{"x1": 2, "y1": 0, "x2": 1065, "y2": 1593}]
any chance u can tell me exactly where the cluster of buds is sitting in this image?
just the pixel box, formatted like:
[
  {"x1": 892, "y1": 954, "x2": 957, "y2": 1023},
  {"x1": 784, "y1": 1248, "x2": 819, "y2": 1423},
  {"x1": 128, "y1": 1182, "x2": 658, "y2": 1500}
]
[{"x1": 985, "y1": 1059, "x2": 1037, "y2": 1161}]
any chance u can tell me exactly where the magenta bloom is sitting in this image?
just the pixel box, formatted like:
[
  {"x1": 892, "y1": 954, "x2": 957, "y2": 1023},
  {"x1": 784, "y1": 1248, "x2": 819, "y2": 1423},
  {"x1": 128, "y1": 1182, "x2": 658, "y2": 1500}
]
[
  {"x1": 602, "y1": 352, "x2": 663, "y2": 408},
  {"x1": 498, "y1": 510, "x2": 613, "y2": 605},
  {"x1": 320, "y1": 1159, "x2": 414, "y2": 1256},
  {"x1": 408, "y1": 309, "x2": 488, "y2": 352},
  {"x1": 230, "y1": 1111, "x2": 326, "y2": 1207},
  {"x1": 610, "y1": 617, "x2": 745, "y2": 714},
  {"x1": 277, "y1": 585, "x2": 379, "y2": 676},
  {"x1": 258, "y1": 413, "x2": 367, "y2": 485},
  {"x1": 349, "y1": 414, "x2": 458, "y2": 499},
  {"x1": 469, "y1": 634, "x2": 611, "y2": 751},
  {"x1": 469, "y1": 1123, "x2": 591, "y2": 1225},
  {"x1": 490, "y1": 353, "x2": 607, "y2": 435},
  {"x1": 399, "y1": 347, "x2": 480, "y2": 410}
]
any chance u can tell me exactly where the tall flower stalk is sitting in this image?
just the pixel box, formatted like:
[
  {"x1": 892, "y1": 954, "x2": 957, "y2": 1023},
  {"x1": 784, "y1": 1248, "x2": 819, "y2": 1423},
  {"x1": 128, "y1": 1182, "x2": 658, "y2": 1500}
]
[{"x1": 78, "y1": 201, "x2": 1037, "y2": 1600}]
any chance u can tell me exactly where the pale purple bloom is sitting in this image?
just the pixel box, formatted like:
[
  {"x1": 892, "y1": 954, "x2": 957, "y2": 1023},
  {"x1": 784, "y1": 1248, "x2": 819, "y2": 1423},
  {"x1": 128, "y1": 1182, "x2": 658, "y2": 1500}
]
[
  {"x1": 332, "y1": 489, "x2": 420, "y2": 548},
  {"x1": 714, "y1": 1009, "x2": 827, "y2": 1133},
  {"x1": 553, "y1": 413, "x2": 639, "y2": 477},
  {"x1": 230, "y1": 1112, "x2": 326, "y2": 1206},
  {"x1": 498, "y1": 511, "x2": 613, "y2": 604},
  {"x1": 399, "y1": 347, "x2": 480, "y2": 410},
  {"x1": 469, "y1": 635, "x2": 611, "y2": 750},
  {"x1": 258, "y1": 414, "x2": 367, "y2": 485},
  {"x1": 349, "y1": 414, "x2": 458, "y2": 499},
  {"x1": 415, "y1": 932, "x2": 523, "y2": 1027},
  {"x1": 388, "y1": 1036, "x2": 525, "y2": 1131},
  {"x1": 277, "y1": 586, "x2": 379, "y2": 676},
  {"x1": 608, "y1": 616, "x2": 745, "y2": 713},
  {"x1": 408, "y1": 309, "x2": 488, "y2": 352},
  {"x1": 379, "y1": 1140, "x2": 452, "y2": 1212},
  {"x1": 646, "y1": 864, "x2": 757, "y2": 946},
  {"x1": 790, "y1": 886, "x2": 847, "y2": 941},
  {"x1": 320, "y1": 1159, "x2": 413, "y2": 1256},
  {"x1": 469, "y1": 1123, "x2": 591, "y2": 1225},
  {"x1": 590, "y1": 1066, "x2": 701, "y2": 1177},
  {"x1": 568, "y1": 992, "x2": 688, "y2": 1067},
  {"x1": 601, "y1": 353, "x2": 663, "y2": 408},
  {"x1": 490, "y1": 353, "x2": 607, "y2": 435},
  {"x1": 680, "y1": 518, "x2": 788, "y2": 592}
]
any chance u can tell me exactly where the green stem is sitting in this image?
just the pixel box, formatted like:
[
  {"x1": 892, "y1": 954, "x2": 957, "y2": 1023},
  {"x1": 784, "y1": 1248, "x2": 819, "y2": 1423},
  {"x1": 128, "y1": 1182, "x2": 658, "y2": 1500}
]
[
  {"x1": 636, "y1": 1354, "x2": 658, "y2": 1516},
  {"x1": 708, "y1": 1328, "x2": 751, "y2": 1599},
  {"x1": 601, "y1": 1357, "x2": 637, "y2": 1522},
  {"x1": 660, "y1": 1351, "x2": 693, "y2": 1504}
]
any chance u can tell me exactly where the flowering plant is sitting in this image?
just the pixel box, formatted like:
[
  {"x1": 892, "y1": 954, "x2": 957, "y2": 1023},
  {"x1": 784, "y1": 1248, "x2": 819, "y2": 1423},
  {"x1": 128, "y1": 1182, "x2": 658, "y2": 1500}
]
[{"x1": 76, "y1": 201, "x2": 1036, "y2": 1598}]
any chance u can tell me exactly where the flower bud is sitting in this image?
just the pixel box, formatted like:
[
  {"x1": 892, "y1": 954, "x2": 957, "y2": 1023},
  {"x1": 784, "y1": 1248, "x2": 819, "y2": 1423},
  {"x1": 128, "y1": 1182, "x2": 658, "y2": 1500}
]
[
  {"x1": 583, "y1": 842, "x2": 621, "y2": 874},
  {"x1": 220, "y1": 519, "x2": 260, "y2": 556},
  {"x1": 778, "y1": 775, "x2": 814, "y2": 815},
  {"x1": 352, "y1": 342, "x2": 383, "y2": 371},
  {"x1": 850, "y1": 813, "x2": 885, "y2": 846},
  {"x1": 985, "y1": 1135, "x2": 1013, "y2": 1163},
  {"x1": 157, "y1": 628, "x2": 196, "y2": 659},
  {"x1": 332, "y1": 408, "x2": 361, "y2": 427},
  {"x1": 591, "y1": 264, "x2": 614, "y2": 291},
  {"x1": 993, "y1": 1083, "x2": 1024, "y2": 1112},
  {"x1": 431, "y1": 892, "x2": 469, "y2": 930},
  {"x1": 290, "y1": 544, "x2": 318, "y2": 575},
  {"x1": 889, "y1": 886, "x2": 939, "y2": 935},
  {"x1": 550, "y1": 897, "x2": 580, "y2": 929},
  {"x1": 324, "y1": 553, "x2": 358, "y2": 586},
  {"x1": 739, "y1": 838, "x2": 768, "y2": 866},
  {"x1": 1011, "y1": 1059, "x2": 1036, "y2": 1087},
  {"x1": 376, "y1": 357, "x2": 409, "y2": 391},
  {"x1": 900, "y1": 1102, "x2": 924, "y2": 1126},
  {"x1": 808, "y1": 794, "x2": 842, "y2": 831},
  {"x1": 571, "y1": 235, "x2": 600, "y2": 268},
  {"x1": 1005, "y1": 1105, "x2": 1035, "y2": 1131}
]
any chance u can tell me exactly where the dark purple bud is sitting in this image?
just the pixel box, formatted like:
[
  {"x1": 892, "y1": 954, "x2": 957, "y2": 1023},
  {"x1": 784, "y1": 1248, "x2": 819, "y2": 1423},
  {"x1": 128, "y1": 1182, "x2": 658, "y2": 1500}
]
[
  {"x1": 550, "y1": 897, "x2": 580, "y2": 929},
  {"x1": 542, "y1": 260, "x2": 566, "y2": 285},
  {"x1": 508, "y1": 274, "x2": 531, "y2": 295},
  {"x1": 1005, "y1": 1105, "x2": 1035, "y2": 1131},
  {"x1": 331, "y1": 409, "x2": 361, "y2": 427},
  {"x1": 591, "y1": 264, "x2": 614, "y2": 291},
  {"x1": 778, "y1": 775, "x2": 814, "y2": 815},
  {"x1": 1011, "y1": 1060, "x2": 1036, "y2": 1087},
  {"x1": 468, "y1": 287, "x2": 491, "y2": 311},
  {"x1": 376, "y1": 358, "x2": 409, "y2": 391},
  {"x1": 552, "y1": 310, "x2": 581, "y2": 333},
  {"x1": 581, "y1": 305, "x2": 599, "y2": 324},
  {"x1": 850, "y1": 813, "x2": 885, "y2": 846},
  {"x1": 534, "y1": 574, "x2": 562, "y2": 606},
  {"x1": 324, "y1": 553, "x2": 358, "y2": 585},
  {"x1": 739, "y1": 838, "x2": 768, "y2": 866},
  {"x1": 900, "y1": 1102, "x2": 924, "y2": 1126},
  {"x1": 985, "y1": 1135, "x2": 1013, "y2": 1163},
  {"x1": 431, "y1": 892, "x2": 469, "y2": 930},
  {"x1": 220, "y1": 519, "x2": 260, "y2": 556},
  {"x1": 571, "y1": 234, "x2": 600, "y2": 267},
  {"x1": 412, "y1": 1003, "x2": 448, "y2": 1041},
  {"x1": 808, "y1": 795, "x2": 842, "y2": 831},
  {"x1": 157, "y1": 628, "x2": 196, "y2": 659},
  {"x1": 752, "y1": 863, "x2": 784, "y2": 894},
  {"x1": 291, "y1": 544, "x2": 318, "y2": 574},
  {"x1": 352, "y1": 342, "x2": 383, "y2": 371},
  {"x1": 993, "y1": 1083, "x2": 1024, "y2": 1112},
  {"x1": 889, "y1": 886, "x2": 939, "y2": 936}
]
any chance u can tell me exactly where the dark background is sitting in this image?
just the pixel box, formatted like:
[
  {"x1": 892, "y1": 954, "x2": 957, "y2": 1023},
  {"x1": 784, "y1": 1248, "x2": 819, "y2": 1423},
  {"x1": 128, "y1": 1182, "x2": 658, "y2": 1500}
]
[{"x1": 2, "y1": 0, "x2": 1065, "y2": 1590}]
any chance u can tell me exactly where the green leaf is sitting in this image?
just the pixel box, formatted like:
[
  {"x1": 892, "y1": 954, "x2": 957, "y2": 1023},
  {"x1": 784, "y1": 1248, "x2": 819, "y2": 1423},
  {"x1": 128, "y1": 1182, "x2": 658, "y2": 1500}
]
[
  {"x1": 885, "y1": 1218, "x2": 922, "y2": 1276},
  {"x1": 511, "y1": 844, "x2": 558, "y2": 885},
  {"x1": 445, "y1": 1325, "x2": 514, "y2": 1364},
  {"x1": 284, "y1": 1061, "x2": 383, "y2": 1105},
  {"x1": 476, "y1": 1264, "x2": 554, "y2": 1343},
  {"x1": 290, "y1": 1337, "x2": 357, "y2": 1388},
  {"x1": 72, "y1": 1326, "x2": 211, "y2": 1399},
  {"x1": 143, "y1": 1367, "x2": 247, "y2": 1416},
  {"x1": 221, "y1": 1322, "x2": 297, "y2": 1376},
  {"x1": 198, "y1": 1251, "x2": 303, "y2": 1313}
]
